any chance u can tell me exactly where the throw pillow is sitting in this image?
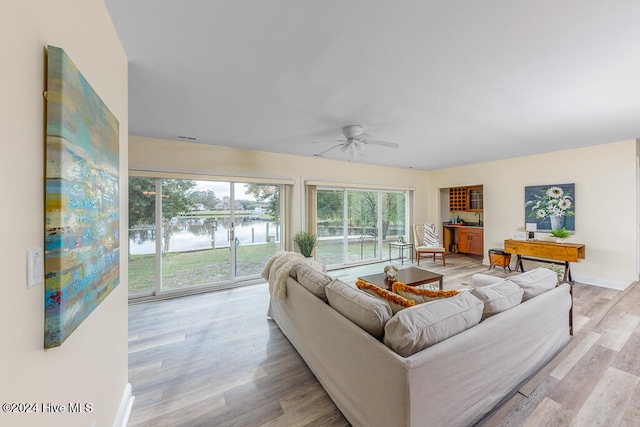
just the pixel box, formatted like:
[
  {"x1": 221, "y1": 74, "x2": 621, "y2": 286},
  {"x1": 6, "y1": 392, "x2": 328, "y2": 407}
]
[
  {"x1": 295, "y1": 263, "x2": 333, "y2": 301},
  {"x1": 509, "y1": 267, "x2": 558, "y2": 301},
  {"x1": 383, "y1": 292, "x2": 483, "y2": 357},
  {"x1": 391, "y1": 282, "x2": 459, "y2": 303},
  {"x1": 422, "y1": 223, "x2": 440, "y2": 247},
  {"x1": 325, "y1": 279, "x2": 392, "y2": 339},
  {"x1": 356, "y1": 280, "x2": 416, "y2": 314},
  {"x1": 470, "y1": 279, "x2": 524, "y2": 319}
]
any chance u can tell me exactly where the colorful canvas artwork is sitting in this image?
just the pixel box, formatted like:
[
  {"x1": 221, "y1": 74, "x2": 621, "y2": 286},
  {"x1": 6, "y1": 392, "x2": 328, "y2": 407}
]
[
  {"x1": 524, "y1": 183, "x2": 575, "y2": 233},
  {"x1": 44, "y1": 46, "x2": 120, "y2": 348}
]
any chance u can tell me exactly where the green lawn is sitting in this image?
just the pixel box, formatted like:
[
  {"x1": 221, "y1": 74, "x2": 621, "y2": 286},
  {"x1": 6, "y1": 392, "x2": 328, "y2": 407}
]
[
  {"x1": 129, "y1": 239, "x2": 392, "y2": 295},
  {"x1": 128, "y1": 243, "x2": 279, "y2": 294}
]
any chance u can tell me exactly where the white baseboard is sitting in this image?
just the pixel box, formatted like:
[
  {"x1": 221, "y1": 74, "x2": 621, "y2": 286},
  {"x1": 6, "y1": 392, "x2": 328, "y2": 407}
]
[
  {"x1": 482, "y1": 260, "x2": 632, "y2": 291},
  {"x1": 571, "y1": 274, "x2": 631, "y2": 291},
  {"x1": 114, "y1": 383, "x2": 135, "y2": 427}
]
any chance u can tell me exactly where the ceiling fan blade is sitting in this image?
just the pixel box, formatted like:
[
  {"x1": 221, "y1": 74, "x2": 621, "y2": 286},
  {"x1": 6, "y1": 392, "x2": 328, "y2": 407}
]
[
  {"x1": 360, "y1": 139, "x2": 399, "y2": 148},
  {"x1": 314, "y1": 143, "x2": 344, "y2": 157},
  {"x1": 312, "y1": 139, "x2": 346, "y2": 144}
]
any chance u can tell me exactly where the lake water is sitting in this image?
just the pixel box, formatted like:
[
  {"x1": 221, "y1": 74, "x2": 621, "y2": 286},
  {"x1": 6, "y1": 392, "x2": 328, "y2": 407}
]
[{"x1": 129, "y1": 218, "x2": 280, "y2": 255}]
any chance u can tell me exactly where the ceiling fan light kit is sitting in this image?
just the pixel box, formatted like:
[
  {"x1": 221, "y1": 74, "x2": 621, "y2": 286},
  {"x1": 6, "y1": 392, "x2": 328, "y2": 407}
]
[{"x1": 342, "y1": 124, "x2": 364, "y2": 138}]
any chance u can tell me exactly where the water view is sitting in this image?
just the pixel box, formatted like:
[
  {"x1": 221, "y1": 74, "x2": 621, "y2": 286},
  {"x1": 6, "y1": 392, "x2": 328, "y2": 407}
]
[{"x1": 129, "y1": 218, "x2": 280, "y2": 255}]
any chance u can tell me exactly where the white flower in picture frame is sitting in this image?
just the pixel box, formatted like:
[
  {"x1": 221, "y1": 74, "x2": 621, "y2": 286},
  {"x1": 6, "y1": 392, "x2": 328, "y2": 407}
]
[{"x1": 526, "y1": 186, "x2": 575, "y2": 220}]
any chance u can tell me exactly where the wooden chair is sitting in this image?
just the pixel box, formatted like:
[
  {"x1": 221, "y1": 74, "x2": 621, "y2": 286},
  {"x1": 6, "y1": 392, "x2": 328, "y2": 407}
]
[{"x1": 413, "y1": 223, "x2": 446, "y2": 266}]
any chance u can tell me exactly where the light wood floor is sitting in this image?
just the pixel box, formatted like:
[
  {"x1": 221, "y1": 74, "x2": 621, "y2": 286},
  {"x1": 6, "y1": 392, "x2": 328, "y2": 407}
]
[{"x1": 128, "y1": 254, "x2": 639, "y2": 426}]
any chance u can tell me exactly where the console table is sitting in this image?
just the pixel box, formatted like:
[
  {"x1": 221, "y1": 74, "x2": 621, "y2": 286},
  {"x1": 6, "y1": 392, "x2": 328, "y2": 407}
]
[{"x1": 503, "y1": 239, "x2": 585, "y2": 281}]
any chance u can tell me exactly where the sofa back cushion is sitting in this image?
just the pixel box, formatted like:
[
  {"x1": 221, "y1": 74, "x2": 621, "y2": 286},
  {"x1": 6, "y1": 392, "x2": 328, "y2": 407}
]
[
  {"x1": 326, "y1": 279, "x2": 392, "y2": 338},
  {"x1": 383, "y1": 291, "x2": 483, "y2": 357},
  {"x1": 356, "y1": 280, "x2": 416, "y2": 314},
  {"x1": 294, "y1": 263, "x2": 333, "y2": 301},
  {"x1": 471, "y1": 279, "x2": 524, "y2": 319},
  {"x1": 509, "y1": 267, "x2": 558, "y2": 301}
]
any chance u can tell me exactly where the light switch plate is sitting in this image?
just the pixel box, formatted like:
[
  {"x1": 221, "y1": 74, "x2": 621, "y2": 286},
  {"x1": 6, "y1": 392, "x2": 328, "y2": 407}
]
[{"x1": 27, "y1": 248, "x2": 44, "y2": 288}]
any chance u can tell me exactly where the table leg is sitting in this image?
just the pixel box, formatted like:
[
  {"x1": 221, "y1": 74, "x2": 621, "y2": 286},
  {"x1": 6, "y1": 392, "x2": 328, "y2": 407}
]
[
  {"x1": 569, "y1": 282, "x2": 574, "y2": 335},
  {"x1": 438, "y1": 277, "x2": 443, "y2": 290},
  {"x1": 563, "y1": 262, "x2": 572, "y2": 282}
]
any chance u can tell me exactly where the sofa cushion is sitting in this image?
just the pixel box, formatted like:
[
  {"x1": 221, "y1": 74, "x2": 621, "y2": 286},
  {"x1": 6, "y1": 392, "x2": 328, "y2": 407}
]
[
  {"x1": 356, "y1": 280, "x2": 416, "y2": 314},
  {"x1": 391, "y1": 282, "x2": 459, "y2": 303},
  {"x1": 383, "y1": 291, "x2": 483, "y2": 357},
  {"x1": 509, "y1": 267, "x2": 558, "y2": 301},
  {"x1": 295, "y1": 263, "x2": 333, "y2": 301},
  {"x1": 470, "y1": 273, "x2": 504, "y2": 288},
  {"x1": 471, "y1": 279, "x2": 524, "y2": 319},
  {"x1": 326, "y1": 279, "x2": 392, "y2": 338}
]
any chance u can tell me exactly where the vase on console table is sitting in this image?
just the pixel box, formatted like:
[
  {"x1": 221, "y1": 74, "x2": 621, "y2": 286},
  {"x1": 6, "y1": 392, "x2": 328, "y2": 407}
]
[{"x1": 550, "y1": 215, "x2": 566, "y2": 231}]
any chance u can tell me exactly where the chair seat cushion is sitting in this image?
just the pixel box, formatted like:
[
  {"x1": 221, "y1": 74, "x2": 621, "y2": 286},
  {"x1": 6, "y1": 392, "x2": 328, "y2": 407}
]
[{"x1": 416, "y1": 246, "x2": 446, "y2": 252}]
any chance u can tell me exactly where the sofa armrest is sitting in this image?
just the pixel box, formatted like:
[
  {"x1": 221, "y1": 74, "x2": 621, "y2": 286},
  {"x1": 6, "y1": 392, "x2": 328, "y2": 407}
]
[{"x1": 470, "y1": 273, "x2": 504, "y2": 287}]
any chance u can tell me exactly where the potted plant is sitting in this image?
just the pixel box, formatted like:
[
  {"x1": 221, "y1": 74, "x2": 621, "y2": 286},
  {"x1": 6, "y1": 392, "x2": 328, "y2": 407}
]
[
  {"x1": 293, "y1": 231, "x2": 318, "y2": 258},
  {"x1": 542, "y1": 264, "x2": 564, "y2": 281},
  {"x1": 550, "y1": 227, "x2": 571, "y2": 243}
]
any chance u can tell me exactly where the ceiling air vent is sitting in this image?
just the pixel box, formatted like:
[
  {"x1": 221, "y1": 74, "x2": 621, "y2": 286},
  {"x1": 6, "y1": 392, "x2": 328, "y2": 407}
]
[{"x1": 177, "y1": 135, "x2": 197, "y2": 141}]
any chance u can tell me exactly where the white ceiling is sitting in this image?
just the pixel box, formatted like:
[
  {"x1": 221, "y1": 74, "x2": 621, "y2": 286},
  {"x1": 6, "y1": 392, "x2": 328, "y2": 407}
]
[{"x1": 104, "y1": 0, "x2": 640, "y2": 170}]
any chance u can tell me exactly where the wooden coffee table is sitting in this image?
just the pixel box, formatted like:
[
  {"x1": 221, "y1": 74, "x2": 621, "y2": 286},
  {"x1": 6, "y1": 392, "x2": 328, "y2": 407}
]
[{"x1": 358, "y1": 267, "x2": 444, "y2": 291}]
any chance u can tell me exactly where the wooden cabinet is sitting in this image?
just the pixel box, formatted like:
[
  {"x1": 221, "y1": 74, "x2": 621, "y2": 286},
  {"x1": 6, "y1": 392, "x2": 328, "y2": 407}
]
[
  {"x1": 466, "y1": 185, "x2": 483, "y2": 212},
  {"x1": 449, "y1": 185, "x2": 483, "y2": 212},
  {"x1": 449, "y1": 187, "x2": 467, "y2": 211},
  {"x1": 458, "y1": 228, "x2": 483, "y2": 255}
]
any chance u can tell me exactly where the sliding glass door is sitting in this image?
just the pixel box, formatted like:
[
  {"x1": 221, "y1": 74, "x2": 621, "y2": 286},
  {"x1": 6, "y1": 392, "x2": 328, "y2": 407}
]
[
  {"x1": 347, "y1": 190, "x2": 379, "y2": 262},
  {"x1": 128, "y1": 177, "x2": 157, "y2": 296},
  {"x1": 315, "y1": 187, "x2": 407, "y2": 267},
  {"x1": 128, "y1": 176, "x2": 281, "y2": 298},
  {"x1": 234, "y1": 182, "x2": 281, "y2": 278}
]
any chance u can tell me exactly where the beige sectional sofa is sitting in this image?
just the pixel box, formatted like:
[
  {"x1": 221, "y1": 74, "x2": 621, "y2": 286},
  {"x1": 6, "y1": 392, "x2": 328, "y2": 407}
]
[{"x1": 267, "y1": 264, "x2": 572, "y2": 427}]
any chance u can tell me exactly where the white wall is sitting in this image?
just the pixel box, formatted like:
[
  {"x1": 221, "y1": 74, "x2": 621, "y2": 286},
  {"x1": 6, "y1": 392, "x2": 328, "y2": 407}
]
[
  {"x1": 0, "y1": 1, "x2": 129, "y2": 426},
  {"x1": 430, "y1": 140, "x2": 638, "y2": 289}
]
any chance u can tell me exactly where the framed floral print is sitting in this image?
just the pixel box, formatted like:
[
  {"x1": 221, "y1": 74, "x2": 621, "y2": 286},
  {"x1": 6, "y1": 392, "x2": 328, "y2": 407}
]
[{"x1": 524, "y1": 183, "x2": 575, "y2": 233}]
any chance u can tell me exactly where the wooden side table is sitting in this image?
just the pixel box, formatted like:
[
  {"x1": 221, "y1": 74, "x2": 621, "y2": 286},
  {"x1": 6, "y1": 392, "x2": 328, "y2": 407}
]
[{"x1": 488, "y1": 248, "x2": 511, "y2": 272}]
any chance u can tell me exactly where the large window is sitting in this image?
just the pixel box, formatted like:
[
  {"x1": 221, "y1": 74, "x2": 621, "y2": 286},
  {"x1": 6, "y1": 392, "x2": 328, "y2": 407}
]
[
  {"x1": 128, "y1": 177, "x2": 282, "y2": 298},
  {"x1": 315, "y1": 188, "x2": 407, "y2": 267}
]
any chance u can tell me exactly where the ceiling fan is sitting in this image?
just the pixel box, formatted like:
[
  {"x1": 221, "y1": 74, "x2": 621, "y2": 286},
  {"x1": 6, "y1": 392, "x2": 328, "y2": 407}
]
[{"x1": 313, "y1": 125, "x2": 399, "y2": 160}]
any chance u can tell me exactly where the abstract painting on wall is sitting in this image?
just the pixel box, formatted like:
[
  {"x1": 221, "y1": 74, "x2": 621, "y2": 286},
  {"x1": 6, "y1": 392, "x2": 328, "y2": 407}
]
[
  {"x1": 44, "y1": 46, "x2": 120, "y2": 348},
  {"x1": 524, "y1": 183, "x2": 575, "y2": 233}
]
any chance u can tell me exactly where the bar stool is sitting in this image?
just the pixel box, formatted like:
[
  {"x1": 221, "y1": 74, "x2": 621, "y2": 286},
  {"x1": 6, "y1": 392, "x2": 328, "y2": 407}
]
[{"x1": 488, "y1": 248, "x2": 511, "y2": 272}]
